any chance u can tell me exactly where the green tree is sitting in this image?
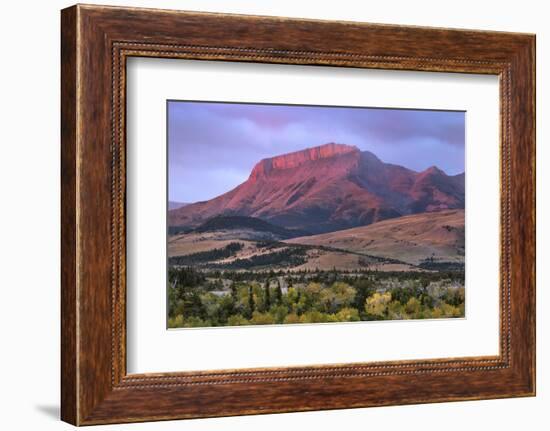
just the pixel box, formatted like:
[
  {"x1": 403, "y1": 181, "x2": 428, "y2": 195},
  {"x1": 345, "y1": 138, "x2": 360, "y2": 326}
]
[
  {"x1": 269, "y1": 304, "x2": 288, "y2": 324},
  {"x1": 353, "y1": 278, "x2": 376, "y2": 312},
  {"x1": 387, "y1": 300, "x2": 406, "y2": 320},
  {"x1": 218, "y1": 294, "x2": 236, "y2": 324},
  {"x1": 200, "y1": 293, "x2": 222, "y2": 325},
  {"x1": 264, "y1": 280, "x2": 271, "y2": 311},
  {"x1": 230, "y1": 283, "x2": 238, "y2": 302},
  {"x1": 275, "y1": 279, "x2": 283, "y2": 305},
  {"x1": 246, "y1": 285, "x2": 255, "y2": 319}
]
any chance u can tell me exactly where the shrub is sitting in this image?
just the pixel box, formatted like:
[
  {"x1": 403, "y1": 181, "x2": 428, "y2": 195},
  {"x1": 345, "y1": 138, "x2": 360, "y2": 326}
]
[
  {"x1": 250, "y1": 311, "x2": 276, "y2": 325},
  {"x1": 167, "y1": 314, "x2": 184, "y2": 328},
  {"x1": 283, "y1": 313, "x2": 301, "y2": 324},
  {"x1": 183, "y1": 316, "x2": 210, "y2": 327},
  {"x1": 440, "y1": 302, "x2": 462, "y2": 317},
  {"x1": 227, "y1": 314, "x2": 249, "y2": 326},
  {"x1": 335, "y1": 307, "x2": 360, "y2": 322},
  {"x1": 300, "y1": 310, "x2": 329, "y2": 323}
]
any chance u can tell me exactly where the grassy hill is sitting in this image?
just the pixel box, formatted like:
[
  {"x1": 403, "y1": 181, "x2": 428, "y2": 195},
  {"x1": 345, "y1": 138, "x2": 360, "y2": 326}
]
[{"x1": 286, "y1": 209, "x2": 464, "y2": 266}]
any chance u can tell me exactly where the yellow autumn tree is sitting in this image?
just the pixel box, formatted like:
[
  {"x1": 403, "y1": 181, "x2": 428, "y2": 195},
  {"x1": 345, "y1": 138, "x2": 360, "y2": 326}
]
[
  {"x1": 335, "y1": 307, "x2": 360, "y2": 322},
  {"x1": 365, "y1": 292, "x2": 392, "y2": 317},
  {"x1": 405, "y1": 297, "x2": 422, "y2": 316}
]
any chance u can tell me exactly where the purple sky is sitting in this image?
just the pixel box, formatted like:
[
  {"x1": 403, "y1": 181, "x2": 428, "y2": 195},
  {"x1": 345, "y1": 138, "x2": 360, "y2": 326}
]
[{"x1": 168, "y1": 101, "x2": 465, "y2": 203}]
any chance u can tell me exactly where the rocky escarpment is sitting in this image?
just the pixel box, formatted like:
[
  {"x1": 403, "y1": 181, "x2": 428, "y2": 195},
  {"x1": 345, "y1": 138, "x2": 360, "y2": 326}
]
[{"x1": 249, "y1": 143, "x2": 358, "y2": 180}]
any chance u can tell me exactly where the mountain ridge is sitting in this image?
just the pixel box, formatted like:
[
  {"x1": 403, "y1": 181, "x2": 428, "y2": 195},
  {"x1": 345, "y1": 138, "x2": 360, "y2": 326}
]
[{"x1": 169, "y1": 143, "x2": 464, "y2": 234}]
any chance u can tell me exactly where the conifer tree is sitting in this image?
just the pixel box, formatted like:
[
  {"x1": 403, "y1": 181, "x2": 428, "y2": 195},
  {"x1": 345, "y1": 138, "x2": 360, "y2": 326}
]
[
  {"x1": 276, "y1": 279, "x2": 283, "y2": 305},
  {"x1": 264, "y1": 280, "x2": 271, "y2": 310},
  {"x1": 247, "y1": 285, "x2": 255, "y2": 318}
]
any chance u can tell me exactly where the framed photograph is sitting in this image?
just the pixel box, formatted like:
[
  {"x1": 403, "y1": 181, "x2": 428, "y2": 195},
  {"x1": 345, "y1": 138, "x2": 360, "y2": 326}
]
[
  {"x1": 165, "y1": 101, "x2": 467, "y2": 330},
  {"x1": 61, "y1": 4, "x2": 535, "y2": 425}
]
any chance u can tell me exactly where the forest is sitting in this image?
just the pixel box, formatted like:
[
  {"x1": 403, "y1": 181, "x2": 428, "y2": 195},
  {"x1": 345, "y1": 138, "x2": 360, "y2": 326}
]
[{"x1": 167, "y1": 267, "x2": 465, "y2": 328}]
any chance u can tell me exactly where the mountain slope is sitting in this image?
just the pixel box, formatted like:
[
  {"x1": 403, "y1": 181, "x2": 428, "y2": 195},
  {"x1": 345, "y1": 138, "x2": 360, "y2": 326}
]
[
  {"x1": 169, "y1": 143, "x2": 464, "y2": 234},
  {"x1": 286, "y1": 209, "x2": 465, "y2": 266},
  {"x1": 168, "y1": 201, "x2": 188, "y2": 210}
]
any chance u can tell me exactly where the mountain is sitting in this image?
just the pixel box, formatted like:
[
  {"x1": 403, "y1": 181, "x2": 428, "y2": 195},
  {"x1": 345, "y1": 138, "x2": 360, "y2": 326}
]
[
  {"x1": 169, "y1": 143, "x2": 464, "y2": 234},
  {"x1": 168, "y1": 201, "x2": 188, "y2": 210},
  {"x1": 286, "y1": 209, "x2": 465, "y2": 267}
]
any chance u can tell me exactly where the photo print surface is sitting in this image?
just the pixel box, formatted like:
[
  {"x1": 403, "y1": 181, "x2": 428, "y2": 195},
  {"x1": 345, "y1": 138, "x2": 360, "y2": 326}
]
[{"x1": 167, "y1": 101, "x2": 465, "y2": 329}]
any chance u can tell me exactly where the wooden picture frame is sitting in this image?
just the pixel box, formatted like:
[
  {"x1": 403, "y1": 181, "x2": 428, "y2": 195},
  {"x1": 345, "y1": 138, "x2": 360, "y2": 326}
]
[{"x1": 61, "y1": 4, "x2": 535, "y2": 425}]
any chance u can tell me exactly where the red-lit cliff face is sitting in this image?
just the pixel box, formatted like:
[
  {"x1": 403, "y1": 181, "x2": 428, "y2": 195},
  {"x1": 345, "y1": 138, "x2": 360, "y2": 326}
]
[
  {"x1": 249, "y1": 143, "x2": 358, "y2": 180},
  {"x1": 169, "y1": 143, "x2": 465, "y2": 234}
]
